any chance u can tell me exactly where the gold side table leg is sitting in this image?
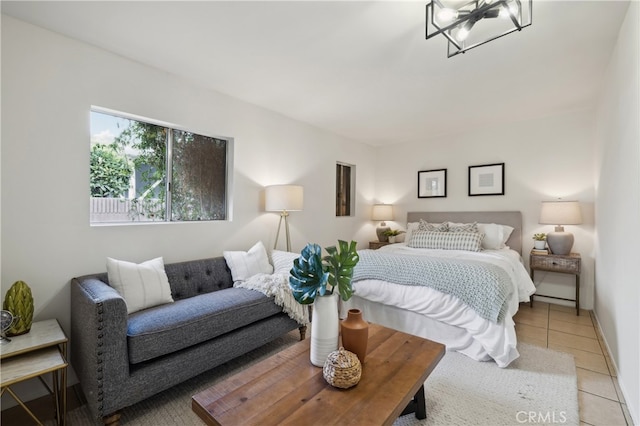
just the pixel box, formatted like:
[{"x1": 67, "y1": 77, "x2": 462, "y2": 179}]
[{"x1": 2, "y1": 386, "x2": 45, "y2": 426}]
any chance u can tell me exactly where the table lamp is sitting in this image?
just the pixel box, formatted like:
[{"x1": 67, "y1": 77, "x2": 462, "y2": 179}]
[
  {"x1": 539, "y1": 200, "x2": 582, "y2": 255},
  {"x1": 265, "y1": 185, "x2": 304, "y2": 252},
  {"x1": 372, "y1": 204, "x2": 393, "y2": 242}
]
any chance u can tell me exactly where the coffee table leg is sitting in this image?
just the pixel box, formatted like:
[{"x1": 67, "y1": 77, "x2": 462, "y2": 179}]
[
  {"x1": 400, "y1": 385, "x2": 427, "y2": 420},
  {"x1": 414, "y1": 385, "x2": 426, "y2": 419}
]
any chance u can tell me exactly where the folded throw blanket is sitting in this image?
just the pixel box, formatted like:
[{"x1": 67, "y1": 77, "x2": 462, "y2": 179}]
[
  {"x1": 235, "y1": 273, "x2": 309, "y2": 326},
  {"x1": 353, "y1": 250, "x2": 513, "y2": 323}
]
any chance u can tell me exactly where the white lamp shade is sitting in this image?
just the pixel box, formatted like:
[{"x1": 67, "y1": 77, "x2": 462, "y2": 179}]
[
  {"x1": 265, "y1": 185, "x2": 303, "y2": 212},
  {"x1": 539, "y1": 201, "x2": 583, "y2": 225},
  {"x1": 372, "y1": 204, "x2": 393, "y2": 221}
]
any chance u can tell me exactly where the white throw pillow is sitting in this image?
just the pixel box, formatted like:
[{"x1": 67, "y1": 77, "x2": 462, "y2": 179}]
[
  {"x1": 106, "y1": 257, "x2": 174, "y2": 314},
  {"x1": 477, "y1": 223, "x2": 515, "y2": 250},
  {"x1": 271, "y1": 250, "x2": 299, "y2": 275},
  {"x1": 223, "y1": 241, "x2": 273, "y2": 284},
  {"x1": 405, "y1": 222, "x2": 419, "y2": 244}
]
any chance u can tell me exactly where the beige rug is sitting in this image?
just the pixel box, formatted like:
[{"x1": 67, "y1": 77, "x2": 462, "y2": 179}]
[{"x1": 53, "y1": 332, "x2": 578, "y2": 425}]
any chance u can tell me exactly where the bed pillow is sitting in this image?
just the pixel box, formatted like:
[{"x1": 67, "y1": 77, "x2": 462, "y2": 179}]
[
  {"x1": 223, "y1": 241, "x2": 273, "y2": 284},
  {"x1": 418, "y1": 219, "x2": 449, "y2": 232},
  {"x1": 271, "y1": 250, "x2": 299, "y2": 275},
  {"x1": 106, "y1": 256, "x2": 174, "y2": 314},
  {"x1": 408, "y1": 230, "x2": 484, "y2": 252},
  {"x1": 448, "y1": 222, "x2": 479, "y2": 233},
  {"x1": 477, "y1": 223, "x2": 515, "y2": 250}
]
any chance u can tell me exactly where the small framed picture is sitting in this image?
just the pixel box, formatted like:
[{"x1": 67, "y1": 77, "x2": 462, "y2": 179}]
[
  {"x1": 418, "y1": 169, "x2": 447, "y2": 198},
  {"x1": 468, "y1": 163, "x2": 505, "y2": 196}
]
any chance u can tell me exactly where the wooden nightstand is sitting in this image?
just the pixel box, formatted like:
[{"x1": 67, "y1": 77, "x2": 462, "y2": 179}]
[
  {"x1": 369, "y1": 241, "x2": 390, "y2": 250},
  {"x1": 529, "y1": 251, "x2": 582, "y2": 315}
]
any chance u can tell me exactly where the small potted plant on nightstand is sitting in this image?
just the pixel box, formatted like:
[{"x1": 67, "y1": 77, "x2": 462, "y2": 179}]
[
  {"x1": 533, "y1": 233, "x2": 547, "y2": 250},
  {"x1": 383, "y1": 229, "x2": 405, "y2": 244}
]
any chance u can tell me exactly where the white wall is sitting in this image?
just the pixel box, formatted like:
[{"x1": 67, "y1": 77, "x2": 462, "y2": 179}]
[
  {"x1": 0, "y1": 16, "x2": 377, "y2": 403},
  {"x1": 594, "y1": 1, "x2": 639, "y2": 422},
  {"x1": 375, "y1": 109, "x2": 597, "y2": 308}
]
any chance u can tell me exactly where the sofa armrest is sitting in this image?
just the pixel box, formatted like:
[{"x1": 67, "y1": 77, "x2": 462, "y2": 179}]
[{"x1": 70, "y1": 276, "x2": 130, "y2": 419}]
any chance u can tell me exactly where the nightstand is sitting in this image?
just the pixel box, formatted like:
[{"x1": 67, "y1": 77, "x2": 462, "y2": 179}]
[
  {"x1": 529, "y1": 251, "x2": 582, "y2": 315},
  {"x1": 369, "y1": 241, "x2": 390, "y2": 250}
]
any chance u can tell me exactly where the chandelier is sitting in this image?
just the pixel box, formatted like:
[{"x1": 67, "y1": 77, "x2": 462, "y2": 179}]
[{"x1": 426, "y1": 0, "x2": 532, "y2": 57}]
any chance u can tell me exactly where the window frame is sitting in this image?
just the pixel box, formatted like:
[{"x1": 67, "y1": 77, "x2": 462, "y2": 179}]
[{"x1": 89, "y1": 106, "x2": 234, "y2": 226}]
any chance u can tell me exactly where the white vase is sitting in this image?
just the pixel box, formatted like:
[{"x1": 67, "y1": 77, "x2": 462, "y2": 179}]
[
  {"x1": 388, "y1": 236, "x2": 396, "y2": 243},
  {"x1": 310, "y1": 292, "x2": 339, "y2": 367},
  {"x1": 534, "y1": 240, "x2": 546, "y2": 250}
]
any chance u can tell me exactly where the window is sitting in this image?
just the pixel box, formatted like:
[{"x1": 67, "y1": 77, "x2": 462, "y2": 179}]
[
  {"x1": 336, "y1": 162, "x2": 355, "y2": 216},
  {"x1": 90, "y1": 109, "x2": 230, "y2": 224}
]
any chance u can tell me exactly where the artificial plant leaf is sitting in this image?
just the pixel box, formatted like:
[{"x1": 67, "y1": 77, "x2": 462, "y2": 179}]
[
  {"x1": 323, "y1": 240, "x2": 359, "y2": 302},
  {"x1": 289, "y1": 243, "x2": 329, "y2": 304}
]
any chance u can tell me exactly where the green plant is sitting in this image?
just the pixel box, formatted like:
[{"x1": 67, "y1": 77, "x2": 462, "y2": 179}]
[
  {"x1": 90, "y1": 144, "x2": 133, "y2": 197},
  {"x1": 289, "y1": 240, "x2": 359, "y2": 304},
  {"x1": 533, "y1": 233, "x2": 547, "y2": 241},
  {"x1": 383, "y1": 229, "x2": 405, "y2": 237}
]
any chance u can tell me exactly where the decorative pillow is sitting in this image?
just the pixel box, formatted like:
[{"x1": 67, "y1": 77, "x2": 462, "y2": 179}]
[
  {"x1": 106, "y1": 257, "x2": 174, "y2": 314},
  {"x1": 271, "y1": 250, "x2": 299, "y2": 275},
  {"x1": 223, "y1": 241, "x2": 273, "y2": 284},
  {"x1": 448, "y1": 221, "x2": 479, "y2": 233},
  {"x1": 418, "y1": 219, "x2": 449, "y2": 232},
  {"x1": 477, "y1": 223, "x2": 515, "y2": 250},
  {"x1": 408, "y1": 230, "x2": 484, "y2": 252},
  {"x1": 405, "y1": 222, "x2": 419, "y2": 243}
]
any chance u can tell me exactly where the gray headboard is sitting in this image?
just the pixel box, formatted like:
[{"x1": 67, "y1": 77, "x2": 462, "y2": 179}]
[{"x1": 406, "y1": 211, "x2": 523, "y2": 255}]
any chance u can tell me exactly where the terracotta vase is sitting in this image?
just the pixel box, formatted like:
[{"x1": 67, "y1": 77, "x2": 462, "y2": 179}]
[
  {"x1": 310, "y1": 293, "x2": 340, "y2": 367},
  {"x1": 340, "y1": 308, "x2": 369, "y2": 364}
]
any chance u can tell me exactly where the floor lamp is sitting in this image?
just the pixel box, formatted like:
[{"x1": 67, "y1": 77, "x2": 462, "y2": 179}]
[{"x1": 265, "y1": 185, "x2": 304, "y2": 252}]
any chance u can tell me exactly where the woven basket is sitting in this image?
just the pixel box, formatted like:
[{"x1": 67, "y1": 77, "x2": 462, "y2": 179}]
[{"x1": 323, "y1": 347, "x2": 362, "y2": 389}]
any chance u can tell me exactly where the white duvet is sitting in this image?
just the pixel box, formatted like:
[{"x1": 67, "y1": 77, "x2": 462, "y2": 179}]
[{"x1": 346, "y1": 244, "x2": 536, "y2": 367}]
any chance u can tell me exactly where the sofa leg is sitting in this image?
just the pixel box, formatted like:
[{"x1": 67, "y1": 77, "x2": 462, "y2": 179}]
[
  {"x1": 103, "y1": 411, "x2": 121, "y2": 426},
  {"x1": 298, "y1": 325, "x2": 307, "y2": 341}
]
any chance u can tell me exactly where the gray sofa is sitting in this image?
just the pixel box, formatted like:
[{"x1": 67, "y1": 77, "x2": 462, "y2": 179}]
[{"x1": 71, "y1": 256, "x2": 304, "y2": 424}]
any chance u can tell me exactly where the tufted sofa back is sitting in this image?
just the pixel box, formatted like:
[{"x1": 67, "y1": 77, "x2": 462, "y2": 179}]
[
  {"x1": 79, "y1": 257, "x2": 234, "y2": 302},
  {"x1": 163, "y1": 257, "x2": 233, "y2": 300}
]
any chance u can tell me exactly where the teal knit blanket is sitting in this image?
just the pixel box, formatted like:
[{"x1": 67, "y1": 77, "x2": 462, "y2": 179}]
[{"x1": 353, "y1": 250, "x2": 513, "y2": 323}]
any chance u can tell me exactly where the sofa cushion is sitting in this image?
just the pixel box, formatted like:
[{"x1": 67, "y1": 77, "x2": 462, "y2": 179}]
[
  {"x1": 106, "y1": 257, "x2": 174, "y2": 314},
  {"x1": 223, "y1": 241, "x2": 273, "y2": 284},
  {"x1": 126, "y1": 287, "x2": 283, "y2": 364}
]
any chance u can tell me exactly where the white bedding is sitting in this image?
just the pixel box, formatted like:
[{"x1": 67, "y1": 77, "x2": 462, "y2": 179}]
[{"x1": 344, "y1": 243, "x2": 536, "y2": 367}]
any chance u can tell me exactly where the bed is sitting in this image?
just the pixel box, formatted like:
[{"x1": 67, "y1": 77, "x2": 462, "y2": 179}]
[{"x1": 344, "y1": 211, "x2": 535, "y2": 367}]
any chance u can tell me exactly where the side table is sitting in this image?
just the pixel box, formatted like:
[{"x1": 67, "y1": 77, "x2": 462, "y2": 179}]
[
  {"x1": 529, "y1": 251, "x2": 582, "y2": 315},
  {"x1": 1, "y1": 319, "x2": 68, "y2": 425},
  {"x1": 369, "y1": 241, "x2": 390, "y2": 249}
]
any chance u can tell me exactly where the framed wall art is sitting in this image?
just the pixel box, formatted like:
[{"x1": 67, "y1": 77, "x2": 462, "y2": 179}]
[
  {"x1": 468, "y1": 163, "x2": 505, "y2": 196},
  {"x1": 418, "y1": 169, "x2": 447, "y2": 198}
]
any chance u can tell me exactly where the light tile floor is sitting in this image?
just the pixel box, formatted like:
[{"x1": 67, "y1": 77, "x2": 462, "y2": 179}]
[{"x1": 514, "y1": 301, "x2": 634, "y2": 426}]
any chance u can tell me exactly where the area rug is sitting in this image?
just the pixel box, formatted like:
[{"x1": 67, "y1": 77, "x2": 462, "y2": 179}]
[{"x1": 52, "y1": 334, "x2": 578, "y2": 426}]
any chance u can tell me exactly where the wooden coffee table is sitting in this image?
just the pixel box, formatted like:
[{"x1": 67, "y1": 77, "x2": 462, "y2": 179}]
[{"x1": 192, "y1": 323, "x2": 445, "y2": 426}]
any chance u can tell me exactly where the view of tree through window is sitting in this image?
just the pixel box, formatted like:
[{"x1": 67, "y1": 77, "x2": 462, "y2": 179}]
[
  {"x1": 336, "y1": 162, "x2": 355, "y2": 217},
  {"x1": 90, "y1": 110, "x2": 228, "y2": 224}
]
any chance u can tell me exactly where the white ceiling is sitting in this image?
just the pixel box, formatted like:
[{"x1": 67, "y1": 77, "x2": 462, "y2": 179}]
[{"x1": 1, "y1": 1, "x2": 630, "y2": 146}]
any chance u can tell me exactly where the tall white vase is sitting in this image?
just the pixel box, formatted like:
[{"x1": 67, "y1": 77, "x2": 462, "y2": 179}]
[{"x1": 310, "y1": 292, "x2": 339, "y2": 367}]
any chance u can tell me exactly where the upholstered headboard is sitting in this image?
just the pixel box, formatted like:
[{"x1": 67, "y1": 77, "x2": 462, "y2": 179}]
[{"x1": 406, "y1": 211, "x2": 523, "y2": 255}]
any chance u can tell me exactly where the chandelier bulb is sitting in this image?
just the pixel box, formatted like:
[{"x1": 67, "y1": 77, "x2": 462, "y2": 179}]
[
  {"x1": 437, "y1": 8, "x2": 459, "y2": 23},
  {"x1": 456, "y1": 27, "x2": 470, "y2": 41}
]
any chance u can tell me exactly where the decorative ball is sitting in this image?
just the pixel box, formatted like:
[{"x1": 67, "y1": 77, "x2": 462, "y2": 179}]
[{"x1": 323, "y1": 347, "x2": 362, "y2": 389}]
